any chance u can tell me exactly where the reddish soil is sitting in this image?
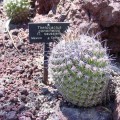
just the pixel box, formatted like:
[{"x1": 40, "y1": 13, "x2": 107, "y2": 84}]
[
  {"x1": 0, "y1": 1, "x2": 63, "y2": 120},
  {"x1": 0, "y1": 1, "x2": 117, "y2": 120}
]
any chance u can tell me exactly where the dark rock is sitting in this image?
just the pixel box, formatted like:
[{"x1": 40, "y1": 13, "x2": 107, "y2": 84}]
[
  {"x1": 5, "y1": 111, "x2": 17, "y2": 120},
  {"x1": 84, "y1": 0, "x2": 120, "y2": 53},
  {"x1": 24, "y1": 111, "x2": 33, "y2": 117},
  {"x1": 61, "y1": 106, "x2": 112, "y2": 120},
  {"x1": 11, "y1": 29, "x2": 19, "y2": 36},
  {"x1": 0, "y1": 90, "x2": 4, "y2": 98},
  {"x1": 10, "y1": 97, "x2": 18, "y2": 103},
  {"x1": 59, "y1": 14, "x2": 67, "y2": 22},
  {"x1": 20, "y1": 89, "x2": 29, "y2": 96},
  {"x1": 36, "y1": 0, "x2": 60, "y2": 14},
  {"x1": 20, "y1": 95, "x2": 27, "y2": 103},
  {"x1": 102, "y1": 26, "x2": 120, "y2": 53},
  {"x1": 19, "y1": 69, "x2": 25, "y2": 74},
  {"x1": 18, "y1": 104, "x2": 25, "y2": 112},
  {"x1": 17, "y1": 43, "x2": 23, "y2": 49},
  {"x1": 14, "y1": 66, "x2": 23, "y2": 72},
  {"x1": 18, "y1": 116, "x2": 26, "y2": 120},
  {"x1": 20, "y1": 46, "x2": 26, "y2": 53},
  {"x1": 48, "y1": 10, "x2": 54, "y2": 17},
  {"x1": 0, "y1": 42, "x2": 3, "y2": 47},
  {"x1": 6, "y1": 41, "x2": 13, "y2": 49},
  {"x1": 22, "y1": 79, "x2": 29, "y2": 84},
  {"x1": 41, "y1": 87, "x2": 50, "y2": 95},
  {"x1": 4, "y1": 34, "x2": 9, "y2": 40},
  {"x1": 19, "y1": 116, "x2": 31, "y2": 120}
]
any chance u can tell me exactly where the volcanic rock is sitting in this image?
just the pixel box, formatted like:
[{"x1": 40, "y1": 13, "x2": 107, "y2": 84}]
[
  {"x1": 50, "y1": 0, "x2": 120, "y2": 53},
  {"x1": 35, "y1": 0, "x2": 60, "y2": 14},
  {"x1": 0, "y1": 90, "x2": 4, "y2": 98},
  {"x1": 61, "y1": 106, "x2": 112, "y2": 120}
]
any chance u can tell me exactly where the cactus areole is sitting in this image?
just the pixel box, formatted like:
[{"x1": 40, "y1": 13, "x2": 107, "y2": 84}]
[
  {"x1": 29, "y1": 22, "x2": 70, "y2": 84},
  {"x1": 49, "y1": 31, "x2": 111, "y2": 107}
]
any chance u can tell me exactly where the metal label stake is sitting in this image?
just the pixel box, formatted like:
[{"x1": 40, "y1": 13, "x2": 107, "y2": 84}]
[{"x1": 29, "y1": 22, "x2": 69, "y2": 85}]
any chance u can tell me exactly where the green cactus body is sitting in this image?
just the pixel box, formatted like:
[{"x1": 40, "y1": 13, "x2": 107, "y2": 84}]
[
  {"x1": 4, "y1": 0, "x2": 30, "y2": 23},
  {"x1": 49, "y1": 33, "x2": 111, "y2": 107}
]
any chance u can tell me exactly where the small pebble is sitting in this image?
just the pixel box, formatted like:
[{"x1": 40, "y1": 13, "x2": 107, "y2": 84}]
[
  {"x1": 19, "y1": 116, "x2": 31, "y2": 120},
  {"x1": 41, "y1": 88, "x2": 50, "y2": 95},
  {"x1": 0, "y1": 90, "x2": 4, "y2": 98},
  {"x1": 11, "y1": 29, "x2": 19, "y2": 36},
  {"x1": 18, "y1": 103, "x2": 25, "y2": 112},
  {"x1": 20, "y1": 89, "x2": 29, "y2": 96},
  {"x1": 5, "y1": 111, "x2": 17, "y2": 120},
  {"x1": 4, "y1": 34, "x2": 9, "y2": 40},
  {"x1": 20, "y1": 95, "x2": 27, "y2": 103},
  {"x1": 10, "y1": 97, "x2": 18, "y2": 103}
]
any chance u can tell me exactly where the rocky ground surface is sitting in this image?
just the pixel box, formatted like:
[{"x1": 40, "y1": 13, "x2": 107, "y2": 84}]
[
  {"x1": 37, "y1": 0, "x2": 120, "y2": 53},
  {"x1": 0, "y1": 0, "x2": 120, "y2": 120}
]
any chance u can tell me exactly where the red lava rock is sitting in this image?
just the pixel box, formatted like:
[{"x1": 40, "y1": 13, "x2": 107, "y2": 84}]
[
  {"x1": 36, "y1": 118, "x2": 42, "y2": 120},
  {"x1": 18, "y1": 116, "x2": 26, "y2": 120},
  {"x1": 0, "y1": 111, "x2": 5, "y2": 118},
  {"x1": 5, "y1": 106, "x2": 13, "y2": 112},
  {"x1": 22, "y1": 73, "x2": 27, "y2": 78},
  {"x1": 19, "y1": 116, "x2": 31, "y2": 120},
  {"x1": 24, "y1": 111, "x2": 33, "y2": 117},
  {"x1": 11, "y1": 106, "x2": 18, "y2": 111},
  {"x1": 36, "y1": 0, "x2": 60, "y2": 14},
  {"x1": 24, "y1": 64, "x2": 30, "y2": 68},
  {"x1": 20, "y1": 57, "x2": 26, "y2": 61},
  {"x1": 5, "y1": 96, "x2": 9, "y2": 100},
  {"x1": 6, "y1": 90, "x2": 11, "y2": 95},
  {"x1": 10, "y1": 97, "x2": 18, "y2": 103}
]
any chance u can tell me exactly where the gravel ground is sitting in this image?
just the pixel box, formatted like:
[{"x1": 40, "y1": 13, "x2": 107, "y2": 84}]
[
  {"x1": 0, "y1": 1, "x2": 64, "y2": 120},
  {"x1": 0, "y1": 1, "x2": 117, "y2": 120}
]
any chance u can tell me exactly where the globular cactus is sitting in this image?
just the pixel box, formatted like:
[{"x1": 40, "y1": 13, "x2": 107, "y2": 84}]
[
  {"x1": 4, "y1": 0, "x2": 30, "y2": 23},
  {"x1": 49, "y1": 30, "x2": 111, "y2": 107},
  {"x1": 108, "y1": 65, "x2": 120, "y2": 97}
]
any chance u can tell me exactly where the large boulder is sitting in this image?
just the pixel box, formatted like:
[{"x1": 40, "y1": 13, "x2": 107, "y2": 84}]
[
  {"x1": 38, "y1": 0, "x2": 119, "y2": 53},
  {"x1": 84, "y1": 0, "x2": 120, "y2": 53},
  {"x1": 35, "y1": 0, "x2": 60, "y2": 14}
]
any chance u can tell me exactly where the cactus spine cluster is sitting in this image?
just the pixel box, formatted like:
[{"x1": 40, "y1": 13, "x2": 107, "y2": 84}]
[
  {"x1": 4, "y1": 0, "x2": 30, "y2": 23},
  {"x1": 49, "y1": 30, "x2": 111, "y2": 107}
]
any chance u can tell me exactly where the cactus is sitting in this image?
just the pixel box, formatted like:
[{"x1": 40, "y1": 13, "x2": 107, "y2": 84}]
[
  {"x1": 4, "y1": 0, "x2": 30, "y2": 23},
  {"x1": 49, "y1": 30, "x2": 111, "y2": 107}
]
